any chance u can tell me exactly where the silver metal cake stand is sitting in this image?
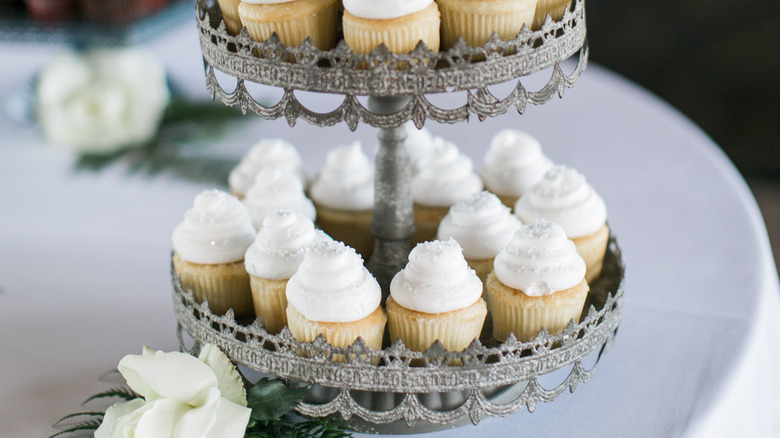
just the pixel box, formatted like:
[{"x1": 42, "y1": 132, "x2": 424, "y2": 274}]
[
  {"x1": 179, "y1": 0, "x2": 622, "y2": 433},
  {"x1": 174, "y1": 239, "x2": 623, "y2": 434}
]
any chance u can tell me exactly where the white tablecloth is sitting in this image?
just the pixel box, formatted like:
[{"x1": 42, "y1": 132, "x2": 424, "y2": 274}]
[{"x1": 1, "y1": 21, "x2": 778, "y2": 438}]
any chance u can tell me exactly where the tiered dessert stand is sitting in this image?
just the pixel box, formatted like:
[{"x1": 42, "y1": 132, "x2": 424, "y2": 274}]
[{"x1": 174, "y1": 0, "x2": 625, "y2": 433}]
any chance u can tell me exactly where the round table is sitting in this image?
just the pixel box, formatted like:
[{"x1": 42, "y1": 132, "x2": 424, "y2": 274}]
[{"x1": 1, "y1": 21, "x2": 778, "y2": 438}]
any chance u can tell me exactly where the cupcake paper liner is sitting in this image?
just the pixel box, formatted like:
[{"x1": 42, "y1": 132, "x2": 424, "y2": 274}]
[
  {"x1": 532, "y1": 0, "x2": 572, "y2": 30},
  {"x1": 238, "y1": 0, "x2": 339, "y2": 50},
  {"x1": 386, "y1": 296, "x2": 487, "y2": 352},
  {"x1": 249, "y1": 275, "x2": 289, "y2": 334},
  {"x1": 314, "y1": 203, "x2": 374, "y2": 259},
  {"x1": 412, "y1": 203, "x2": 450, "y2": 246},
  {"x1": 286, "y1": 304, "x2": 386, "y2": 350},
  {"x1": 216, "y1": 0, "x2": 243, "y2": 35},
  {"x1": 173, "y1": 253, "x2": 254, "y2": 317},
  {"x1": 438, "y1": 0, "x2": 536, "y2": 49},
  {"x1": 486, "y1": 272, "x2": 588, "y2": 342},
  {"x1": 342, "y1": 1, "x2": 440, "y2": 54},
  {"x1": 572, "y1": 224, "x2": 610, "y2": 284}
]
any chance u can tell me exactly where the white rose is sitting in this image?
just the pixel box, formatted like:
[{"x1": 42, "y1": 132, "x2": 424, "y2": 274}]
[
  {"x1": 37, "y1": 47, "x2": 170, "y2": 155},
  {"x1": 94, "y1": 345, "x2": 251, "y2": 438}
]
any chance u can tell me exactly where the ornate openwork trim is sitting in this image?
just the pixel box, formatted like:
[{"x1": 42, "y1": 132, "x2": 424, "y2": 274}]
[
  {"x1": 174, "y1": 240, "x2": 622, "y2": 392},
  {"x1": 196, "y1": 0, "x2": 588, "y2": 129},
  {"x1": 203, "y1": 44, "x2": 587, "y2": 130},
  {"x1": 197, "y1": 0, "x2": 586, "y2": 96},
  {"x1": 174, "y1": 239, "x2": 622, "y2": 428}
]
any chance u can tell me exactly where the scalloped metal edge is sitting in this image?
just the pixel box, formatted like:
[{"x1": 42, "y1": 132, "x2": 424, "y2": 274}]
[
  {"x1": 196, "y1": 0, "x2": 588, "y2": 129},
  {"x1": 197, "y1": 0, "x2": 586, "y2": 96},
  {"x1": 172, "y1": 238, "x2": 622, "y2": 391},
  {"x1": 202, "y1": 43, "x2": 587, "y2": 130},
  {"x1": 173, "y1": 239, "x2": 622, "y2": 428}
]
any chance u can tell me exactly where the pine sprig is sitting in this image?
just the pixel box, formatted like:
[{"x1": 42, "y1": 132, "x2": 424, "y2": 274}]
[
  {"x1": 245, "y1": 415, "x2": 353, "y2": 438},
  {"x1": 243, "y1": 379, "x2": 353, "y2": 438},
  {"x1": 48, "y1": 417, "x2": 103, "y2": 438},
  {"x1": 53, "y1": 412, "x2": 105, "y2": 427},
  {"x1": 82, "y1": 386, "x2": 140, "y2": 405}
]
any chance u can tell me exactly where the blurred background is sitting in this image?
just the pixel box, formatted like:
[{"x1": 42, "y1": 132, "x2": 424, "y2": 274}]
[
  {"x1": 587, "y1": 0, "x2": 780, "y2": 269},
  {"x1": 1, "y1": 0, "x2": 778, "y2": 270}
]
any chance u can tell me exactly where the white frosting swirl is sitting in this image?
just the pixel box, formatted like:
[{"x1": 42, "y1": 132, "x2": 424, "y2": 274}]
[
  {"x1": 411, "y1": 137, "x2": 483, "y2": 207},
  {"x1": 514, "y1": 165, "x2": 607, "y2": 238},
  {"x1": 493, "y1": 220, "x2": 586, "y2": 296},
  {"x1": 310, "y1": 141, "x2": 375, "y2": 210},
  {"x1": 228, "y1": 138, "x2": 307, "y2": 198},
  {"x1": 480, "y1": 129, "x2": 554, "y2": 197},
  {"x1": 390, "y1": 238, "x2": 483, "y2": 314},
  {"x1": 244, "y1": 210, "x2": 332, "y2": 280},
  {"x1": 172, "y1": 190, "x2": 256, "y2": 264},
  {"x1": 242, "y1": 168, "x2": 316, "y2": 229},
  {"x1": 343, "y1": 0, "x2": 433, "y2": 19},
  {"x1": 437, "y1": 191, "x2": 522, "y2": 260},
  {"x1": 403, "y1": 122, "x2": 436, "y2": 175},
  {"x1": 286, "y1": 241, "x2": 381, "y2": 323}
]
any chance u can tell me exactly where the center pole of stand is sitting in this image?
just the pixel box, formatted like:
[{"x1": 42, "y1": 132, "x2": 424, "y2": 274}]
[{"x1": 366, "y1": 95, "x2": 415, "y2": 301}]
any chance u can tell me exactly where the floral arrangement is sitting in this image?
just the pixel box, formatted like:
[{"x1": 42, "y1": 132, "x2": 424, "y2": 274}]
[
  {"x1": 51, "y1": 345, "x2": 352, "y2": 438},
  {"x1": 35, "y1": 47, "x2": 247, "y2": 186}
]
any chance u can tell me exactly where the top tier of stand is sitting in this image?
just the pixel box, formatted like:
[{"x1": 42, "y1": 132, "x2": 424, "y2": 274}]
[{"x1": 197, "y1": 0, "x2": 588, "y2": 129}]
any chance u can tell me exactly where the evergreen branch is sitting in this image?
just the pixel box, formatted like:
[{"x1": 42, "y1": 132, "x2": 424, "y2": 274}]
[
  {"x1": 52, "y1": 411, "x2": 104, "y2": 427},
  {"x1": 48, "y1": 418, "x2": 103, "y2": 438},
  {"x1": 82, "y1": 387, "x2": 140, "y2": 405}
]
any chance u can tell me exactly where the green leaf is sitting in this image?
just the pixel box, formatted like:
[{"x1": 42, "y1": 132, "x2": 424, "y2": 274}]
[{"x1": 246, "y1": 379, "x2": 309, "y2": 422}]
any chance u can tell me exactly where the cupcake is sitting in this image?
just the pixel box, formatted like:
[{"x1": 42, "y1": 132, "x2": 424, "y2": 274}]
[
  {"x1": 310, "y1": 141, "x2": 375, "y2": 259},
  {"x1": 437, "y1": 191, "x2": 522, "y2": 284},
  {"x1": 403, "y1": 121, "x2": 436, "y2": 176},
  {"x1": 285, "y1": 241, "x2": 386, "y2": 349},
  {"x1": 479, "y1": 129, "x2": 554, "y2": 209},
  {"x1": 387, "y1": 238, "x2": 487, "y2": 352},
  {"x1": 215, "y1": 0, "x2": 243, "y2": 35},
  {"x1": 242, "y1": 168, "x2": 316, "y2": 229},
  {"x1": 411, "y1": 137, "x2": 483, "y2": 245},
  {"x1": 533, "y1": 0, "x2": 571, "y2": 30},
  {"x1": 237, "y1": 0, "x2": 339, "y2": 50},
  {"x1": 244, "y1": 210, "x2": 331, "y2": 334},
  {"x1": 228, "y1": 138, "x2": 307, "y2": 200},
  {"x1": 437, "y1": 0, "x2": 537, "y2": 49},
  {"x1": 486, "y1": 220, "x2": 589, "y2": 342},
  {"x1": 172, "y1": 190, "x2": 257, "y2": 317},
  {"x1": 342, "y1": 0, "x2": 440, "y2": 54},
  {"x1": 514, "y1": 165, "x2": 609, "y2": 283}
]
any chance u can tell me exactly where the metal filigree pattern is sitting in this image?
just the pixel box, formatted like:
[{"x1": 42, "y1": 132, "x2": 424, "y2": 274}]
[
  {"x1": 196, "y1": 0, "x2": 588, "y2": 129},
  {"x1": 173, "y1": 239, "x2": 623, "y2": 433}
]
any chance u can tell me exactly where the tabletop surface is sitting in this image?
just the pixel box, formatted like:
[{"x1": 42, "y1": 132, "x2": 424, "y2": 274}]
[{"x1": 1, "y1": 20, "x2": 779, "y2": 438}]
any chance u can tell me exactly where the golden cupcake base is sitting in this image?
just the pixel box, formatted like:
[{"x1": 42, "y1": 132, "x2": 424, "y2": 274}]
[
  {"x1": 216, "y1": 0, "x2": 243, "y2": 35},
  {"x1": 342, "y1": 2, "x2": 441, "y2": 54},
  {"x1": 249, "y1": 275, "x2": 288, "y2": 334},
  {"x1": 573, "y1": 223, "x2": 610, "y2": 284},
  {"x1": 286, "y1": 304, "x2": 386, "y2": 350},
  {"x1": 412, "y1": 202, "x2": 450, "y2": 246},
  {"x1": 485, "y1": 273, "x2": 589, "y2": 342},
  {"x1": 438, "y1": 0, "x2": 537, "y2": 49},
  {"x1": 314, "y1": 203, "x2": 374, "y2": 259},
  {"x1": 533, "y1": 0, "x2": 573, "y2": 30},
  {"x1": 386, "y1": 296, "x2": 487, "y2": 352},
  {"x1": 172, "y1": 252, "x2": 254, "y2": 317},
  {"x1": 238, "y1": 0, "x2": 339, "y2": 50}
]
